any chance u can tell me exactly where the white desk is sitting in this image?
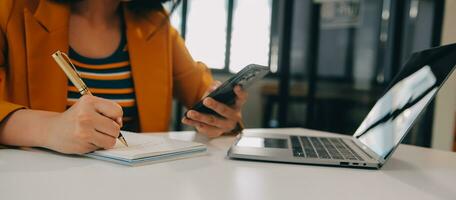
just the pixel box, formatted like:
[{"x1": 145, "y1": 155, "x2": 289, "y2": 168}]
[{"x1": 1, "y1": 128, "x2": 455, "y2": 200}]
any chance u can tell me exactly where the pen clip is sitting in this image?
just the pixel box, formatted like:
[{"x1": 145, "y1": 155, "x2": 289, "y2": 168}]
[
  {"x1": 53, "y1": 51, "x2": 91, "y2": 95},
  {"x1": 59, "y1": 51, "x2": 82, "y2": 80}
]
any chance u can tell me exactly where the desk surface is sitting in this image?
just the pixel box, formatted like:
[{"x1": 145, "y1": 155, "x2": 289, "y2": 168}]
[{"x1": 1, "y1": 128, "x2": 456, "y2": 200}]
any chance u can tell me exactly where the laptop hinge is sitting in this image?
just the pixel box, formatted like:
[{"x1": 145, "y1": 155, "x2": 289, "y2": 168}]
[{"x1": 351, "y1": 138, "x2": 385, "y2": 164}]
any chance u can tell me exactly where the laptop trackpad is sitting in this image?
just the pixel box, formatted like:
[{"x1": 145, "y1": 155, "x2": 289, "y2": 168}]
[{"x1": 237, "y1": 137, "x2": 288, "y2": 149}]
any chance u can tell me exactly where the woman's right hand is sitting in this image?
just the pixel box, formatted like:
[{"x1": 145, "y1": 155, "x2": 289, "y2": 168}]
[{"x1": 43, "y1": 95, "x2": 123, "y2": 154}]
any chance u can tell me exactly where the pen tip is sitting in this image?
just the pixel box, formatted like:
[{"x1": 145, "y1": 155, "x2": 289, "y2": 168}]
[{"x1": 119, "y1": 135, "x2": 129, "y2": 147}]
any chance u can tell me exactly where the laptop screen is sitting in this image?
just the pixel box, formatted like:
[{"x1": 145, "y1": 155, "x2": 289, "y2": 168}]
[{"x1": 353, "y1": 44, "x2": 456, "y2": 159}]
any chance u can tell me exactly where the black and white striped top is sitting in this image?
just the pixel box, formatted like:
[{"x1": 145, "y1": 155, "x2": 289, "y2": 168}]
[{"x1": 67, "y1": 32, "x2": 139, "y2": 131}]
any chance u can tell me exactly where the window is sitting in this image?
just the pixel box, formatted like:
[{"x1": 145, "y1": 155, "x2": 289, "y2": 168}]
[
  {"x1": 230, "y1": 0, "x2": 273, "y2": 72},
  {"x1": 164, "y1": 1, "x2": 183, "y2": 34},
  {"x1": 186, "y1": 0, "x2": 227, "y2": 69},
  {"x1": 166, "y1": 0, "x2": 274, "y2": 73}
]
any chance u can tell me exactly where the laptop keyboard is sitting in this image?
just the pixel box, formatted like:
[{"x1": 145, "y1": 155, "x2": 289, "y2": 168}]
[{"x1": 290, "y1": 136, "x2": 364, "y2": 161}]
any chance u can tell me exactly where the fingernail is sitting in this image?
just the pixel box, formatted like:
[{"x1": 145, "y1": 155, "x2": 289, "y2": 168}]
[{"x1": 116, "y1": 117, "x2": 123, "y2": 127}]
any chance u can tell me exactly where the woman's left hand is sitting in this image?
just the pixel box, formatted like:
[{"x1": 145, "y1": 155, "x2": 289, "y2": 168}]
[{"x1": 182, "y1": 82, "x2": 248, "y2": 138}]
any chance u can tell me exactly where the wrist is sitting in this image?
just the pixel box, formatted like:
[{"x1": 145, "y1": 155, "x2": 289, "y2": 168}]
[
  {"x1": 29, "y1": 110, "x2": 62, "y2": 149},
  {"x1": 37, "y1": 111, "x2": 60, "y2": 149}
]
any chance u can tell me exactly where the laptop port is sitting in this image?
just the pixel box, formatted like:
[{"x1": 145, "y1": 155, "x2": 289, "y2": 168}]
[
  {"x1": 340, "y1": 162, "x2": 349, "y2": 166},
  {"x1": 353, "y1": 163, "x2": 359, "y2": 166}
]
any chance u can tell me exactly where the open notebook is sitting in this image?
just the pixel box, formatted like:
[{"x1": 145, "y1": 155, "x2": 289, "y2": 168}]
[{"x1": 86, "y1": 131, "x2": 207, "y2": 166}]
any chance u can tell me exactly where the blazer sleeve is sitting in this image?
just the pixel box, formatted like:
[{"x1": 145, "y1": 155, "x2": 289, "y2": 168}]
[
  {"x1": 171, "y1": 27, "x2": 214, "y2": 108},
  {"x1": 0, "y1": 2, "x2": 26, "y2": 123}
]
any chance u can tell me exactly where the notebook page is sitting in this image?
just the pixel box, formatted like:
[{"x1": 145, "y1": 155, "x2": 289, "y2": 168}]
[{"x1": 90, "y1": 131, "x2": 205, "y2": 160}]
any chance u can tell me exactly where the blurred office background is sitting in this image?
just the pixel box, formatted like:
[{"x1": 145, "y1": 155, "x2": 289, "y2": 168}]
[{"x1": 165, "y1": 0, "x2": 456, "y2": 152}]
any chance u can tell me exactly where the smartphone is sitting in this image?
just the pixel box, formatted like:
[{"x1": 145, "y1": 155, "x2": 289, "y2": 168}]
[{"x1": 186, "y1": 64, "x2": 270, "y2": 118}]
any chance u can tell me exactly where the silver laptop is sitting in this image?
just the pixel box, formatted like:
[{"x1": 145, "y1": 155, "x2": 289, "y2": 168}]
[{"x1": 228, "y1": 44, "x2": 456, "y2": 169}]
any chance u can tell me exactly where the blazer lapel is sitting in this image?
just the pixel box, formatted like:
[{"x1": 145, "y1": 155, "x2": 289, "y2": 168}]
[
  {"x1": 124, "y1": 8, "x2": 172, "y2": 132},
  {"x1": 24, "y1": 0, "x2": 69, "y2": 112}
]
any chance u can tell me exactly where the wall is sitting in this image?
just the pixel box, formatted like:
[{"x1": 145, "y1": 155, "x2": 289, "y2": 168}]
[{"x1": 431, "y1": 0, "x2": 456, "y2": 151}]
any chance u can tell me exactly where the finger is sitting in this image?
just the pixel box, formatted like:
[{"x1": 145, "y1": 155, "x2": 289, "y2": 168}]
[
  {"x1": 182, "y1": 117, "x2": 200, "y2": 127},
  {"x1": 194, "y1": 122, "x2": 225, "y2": 138},
  {"x1": 202, "y1": 98, "x2": 240, "y2": 120},
  {"x1": 91, "y1": 97, "x2": 124, "y2": 125},
  {"x1": 183, "y1": 117, "x2": 225, "y2": 138},
  {"x1": 186, "y1": 110, "x2": 234, "y2": 130},
  {"x1": 91, "y1": 130, "x2": 117, "y2": 149},
  {"x1": 93, "y1": 113, "x2": 121, "y2": 138},
  {"x1": 234, "y1": 85, "x2": 248, "y2": 109}
]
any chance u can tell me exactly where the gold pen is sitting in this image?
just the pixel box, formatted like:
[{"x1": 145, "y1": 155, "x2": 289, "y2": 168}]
[{"x1": 52, "y1": 50, "x2": 129, "y2": 147}]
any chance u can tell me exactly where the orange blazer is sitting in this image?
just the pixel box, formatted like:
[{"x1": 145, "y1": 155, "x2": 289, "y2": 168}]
[{"x1": 0, "y1": 0, "x2": 213, "y2": 132}]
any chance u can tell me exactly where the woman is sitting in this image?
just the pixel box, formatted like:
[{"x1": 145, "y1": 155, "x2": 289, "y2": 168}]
[{"x1": 0, "y1": 0, "x2": 247, "y2": 154}]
